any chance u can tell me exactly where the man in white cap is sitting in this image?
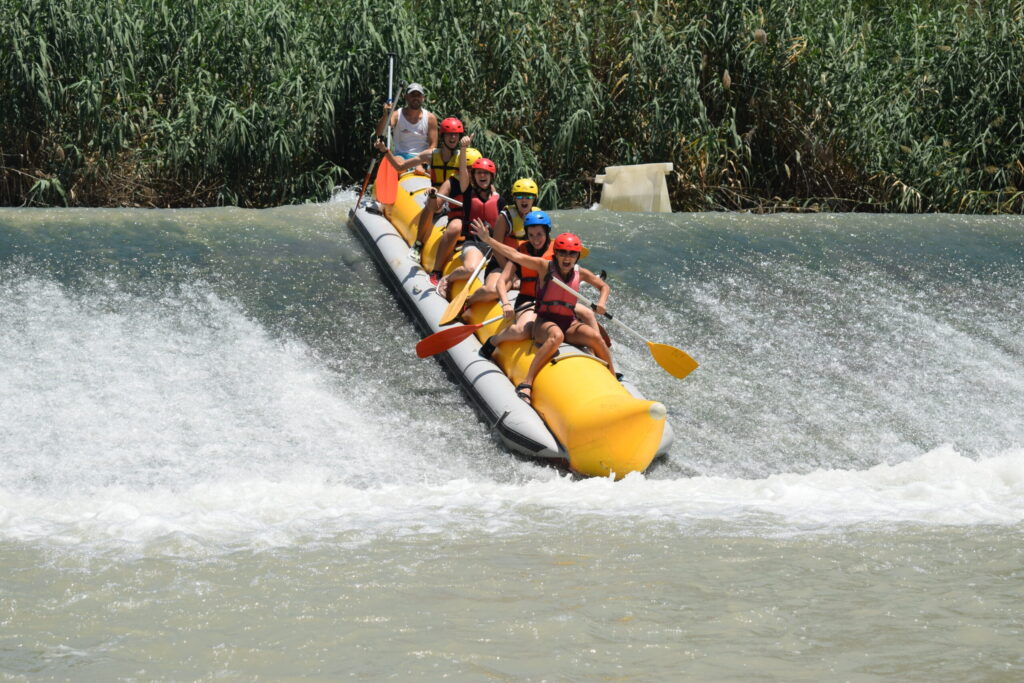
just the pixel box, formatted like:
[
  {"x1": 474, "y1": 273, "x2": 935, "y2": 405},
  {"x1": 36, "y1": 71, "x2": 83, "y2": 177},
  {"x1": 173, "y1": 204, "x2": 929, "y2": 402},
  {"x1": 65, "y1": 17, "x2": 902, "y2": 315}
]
[{"x1": 374, "y1": 82, "x2": 437, "y2": 160}]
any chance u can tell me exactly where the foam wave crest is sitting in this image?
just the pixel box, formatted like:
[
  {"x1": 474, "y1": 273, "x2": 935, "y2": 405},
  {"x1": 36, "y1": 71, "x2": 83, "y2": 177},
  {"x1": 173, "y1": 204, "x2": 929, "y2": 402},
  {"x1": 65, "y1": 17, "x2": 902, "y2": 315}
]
[{"x1": 3, "y1": 445, "x2": 1020, "y2": 554}]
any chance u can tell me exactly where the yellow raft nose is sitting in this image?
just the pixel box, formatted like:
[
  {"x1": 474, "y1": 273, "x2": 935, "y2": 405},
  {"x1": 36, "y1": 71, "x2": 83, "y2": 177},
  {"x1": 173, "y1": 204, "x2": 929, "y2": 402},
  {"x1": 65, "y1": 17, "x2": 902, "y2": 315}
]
[{"x1": 531, "y1": 359, "x2": 668, "y2": 479}]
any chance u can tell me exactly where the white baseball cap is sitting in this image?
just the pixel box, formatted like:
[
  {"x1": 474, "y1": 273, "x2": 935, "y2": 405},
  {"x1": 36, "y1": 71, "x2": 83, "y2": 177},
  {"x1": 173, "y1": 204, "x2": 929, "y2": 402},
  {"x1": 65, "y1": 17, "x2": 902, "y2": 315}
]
[{"x1": 406, "y1": 83, "x2": 425, "y2": 95}]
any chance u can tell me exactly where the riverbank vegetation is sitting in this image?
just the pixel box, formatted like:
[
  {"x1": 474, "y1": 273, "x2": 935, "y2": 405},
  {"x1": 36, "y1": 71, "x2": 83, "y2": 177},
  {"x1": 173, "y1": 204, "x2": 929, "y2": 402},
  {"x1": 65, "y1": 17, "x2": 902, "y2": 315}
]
[{"x1": 2, "y1": 0, "x2": 1022, "y2": 211}]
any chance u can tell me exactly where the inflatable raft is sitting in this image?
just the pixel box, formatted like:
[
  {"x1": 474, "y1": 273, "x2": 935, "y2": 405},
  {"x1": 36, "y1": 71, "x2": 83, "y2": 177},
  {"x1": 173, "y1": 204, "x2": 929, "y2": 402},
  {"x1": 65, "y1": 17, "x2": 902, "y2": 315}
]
[{"x1": 348, "y1": 170, "x2": 673, "y2": 478}]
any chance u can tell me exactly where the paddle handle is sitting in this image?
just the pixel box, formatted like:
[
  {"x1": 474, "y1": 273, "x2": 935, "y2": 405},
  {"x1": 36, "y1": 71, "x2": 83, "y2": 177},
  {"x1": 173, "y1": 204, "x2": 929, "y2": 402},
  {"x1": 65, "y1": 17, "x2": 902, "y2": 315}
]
[
  {"x1": 356, "y1": 155, "x2": 376, "y2": 206},
  {"x1": 468, "y1": 247, "x2": 491, "y2": 283},
  {"x1": 470, "y1": 300, "x2": 535, "y2": 332},
  {"x1": 434, "y1": 192, "x2": 464, "y2": 207},
  {"x1": 385, "y1": 53, "x2": 396, "y2": 148},
  {"x1": 547, "y1": 275, "x2": 647, "y2": 347}
]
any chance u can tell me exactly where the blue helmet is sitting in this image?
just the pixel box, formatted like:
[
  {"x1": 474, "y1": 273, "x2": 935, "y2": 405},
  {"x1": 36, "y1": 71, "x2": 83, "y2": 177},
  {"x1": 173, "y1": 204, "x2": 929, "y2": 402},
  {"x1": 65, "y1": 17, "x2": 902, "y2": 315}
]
[{"x1": 523, "y1": 209, "x2": 551, "y2": 234}]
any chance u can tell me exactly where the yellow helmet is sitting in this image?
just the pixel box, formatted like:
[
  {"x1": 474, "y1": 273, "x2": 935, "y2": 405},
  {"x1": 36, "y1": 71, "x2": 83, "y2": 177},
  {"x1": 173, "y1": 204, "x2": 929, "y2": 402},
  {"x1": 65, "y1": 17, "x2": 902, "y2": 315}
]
[
  {"x1": 464, "y1": 147, "x2": 482, "y2": 165},
  {"x1": 512, "y1": 178, "x2": 539, "y2": 196}
]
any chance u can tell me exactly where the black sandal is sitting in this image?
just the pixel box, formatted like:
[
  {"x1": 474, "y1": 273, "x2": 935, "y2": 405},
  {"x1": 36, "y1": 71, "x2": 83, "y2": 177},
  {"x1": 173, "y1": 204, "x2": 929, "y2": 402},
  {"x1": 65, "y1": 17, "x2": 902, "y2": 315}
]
[
  {"x1": 515, "y1": 382, "x2": 532, "y2": 405},
  {"x1": 479, "y1": 337, "x2": 496, "y2": 360}
]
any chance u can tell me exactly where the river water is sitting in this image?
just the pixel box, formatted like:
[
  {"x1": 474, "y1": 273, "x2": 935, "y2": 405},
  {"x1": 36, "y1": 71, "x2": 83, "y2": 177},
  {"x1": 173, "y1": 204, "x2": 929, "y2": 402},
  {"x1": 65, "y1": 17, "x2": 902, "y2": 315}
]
[{"x1": 2, "y1": 196, "x2": 1022, "y2": 679}]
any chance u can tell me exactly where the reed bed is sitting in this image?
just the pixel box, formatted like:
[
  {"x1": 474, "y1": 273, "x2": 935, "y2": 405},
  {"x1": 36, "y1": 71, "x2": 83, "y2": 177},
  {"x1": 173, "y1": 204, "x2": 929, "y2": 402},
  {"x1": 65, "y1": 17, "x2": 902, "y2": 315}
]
[{"x1": 1, "y1": 0, "x2": 1021, "y2": 211}]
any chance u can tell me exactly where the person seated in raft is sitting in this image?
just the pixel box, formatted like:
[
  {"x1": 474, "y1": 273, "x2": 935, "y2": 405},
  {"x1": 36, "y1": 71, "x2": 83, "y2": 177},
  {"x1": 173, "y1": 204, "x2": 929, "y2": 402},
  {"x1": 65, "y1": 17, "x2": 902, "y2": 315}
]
[
  {"x1": 476, "y1": 210, "x2": 603, "y2": 358},
  {"x1": 432, "y1": 154, "x2": 501, "y2": 293},
  {"x1": 374, "y1": 82, "x2": 438, "y2": 164},
  {"x1": 477, "y1": 209, "x2": 552, "y2": 355},
  {"x1": 460, "y1": 177, "x2": 541, "y2": 313},
  {"x1": 375, "y1": 116, "x2": 478, "y2": 186},
  {"x1": 374, "y1": 117, "x2": 481, "y2": 257},
  {"x1": 470, "y1": 224, "x2": 616, "y2": 406}
]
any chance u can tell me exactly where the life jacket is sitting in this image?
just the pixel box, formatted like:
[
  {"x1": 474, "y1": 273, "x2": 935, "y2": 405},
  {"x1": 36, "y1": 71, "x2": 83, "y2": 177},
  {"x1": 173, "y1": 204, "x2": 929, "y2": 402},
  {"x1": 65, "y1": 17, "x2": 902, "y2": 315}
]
[
  {"x1": 536, "y1": 264, "x2": 580, "y2": 321},
  {"x1": 498, "y1": 206, "x2": 530, "y2": 248},
  {"x1": 429, "y1": 147, "x2": 481, "y2": 186},
  {"x1": 516, "y1": 240, "x2": 554, "y2": 298},
  {"x1": 448, "y1": 184, "x2": 500, "y2": 236}
]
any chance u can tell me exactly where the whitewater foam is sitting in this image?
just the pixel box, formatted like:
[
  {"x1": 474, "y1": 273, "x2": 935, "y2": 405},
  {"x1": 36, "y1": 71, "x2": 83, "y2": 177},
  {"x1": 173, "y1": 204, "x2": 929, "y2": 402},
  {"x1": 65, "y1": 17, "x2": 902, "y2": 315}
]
[
  {"x1": 4, "y1": 210, "x2": 1024, "y2": 557},
  {"x1": 3, "y1": 445, "x2": 1021, "y2": 555}
]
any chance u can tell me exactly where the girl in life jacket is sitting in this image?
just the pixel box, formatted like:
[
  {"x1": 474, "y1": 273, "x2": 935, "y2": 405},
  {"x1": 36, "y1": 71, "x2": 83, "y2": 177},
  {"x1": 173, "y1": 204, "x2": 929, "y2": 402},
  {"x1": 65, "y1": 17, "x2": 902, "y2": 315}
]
[
  {"x1": 469, "y1": 224, "x2": 616, "y2": 406},
  {"x1": 460, "y1": 177, "x2": 540, "y2": 312},
  {"x1": 432, "y1": 155, "x2": 501, "y2": 295},
  {"x1": 476, "y1": 211, "x2": 607, "y2": 362},
  {"x1": 476, "y1": 209, "x2": 552, "y2": 357}
]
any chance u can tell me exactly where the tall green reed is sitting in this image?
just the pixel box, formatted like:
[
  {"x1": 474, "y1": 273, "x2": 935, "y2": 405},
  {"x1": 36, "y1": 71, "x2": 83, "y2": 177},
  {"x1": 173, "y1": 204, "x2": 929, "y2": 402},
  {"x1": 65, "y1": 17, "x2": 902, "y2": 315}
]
[{"x1": 1, "y1": 0, "x2": 1021, "y2": 211}]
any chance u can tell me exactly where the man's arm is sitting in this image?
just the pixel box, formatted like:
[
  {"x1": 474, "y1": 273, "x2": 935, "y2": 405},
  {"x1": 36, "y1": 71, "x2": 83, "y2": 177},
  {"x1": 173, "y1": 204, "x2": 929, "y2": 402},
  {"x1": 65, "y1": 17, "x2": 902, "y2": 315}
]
[
  {"x1": 374, "y1": 140, "x2": 430, "y2": 172},
  {"x1": 374, "y1": 103, "x2": 397, "y2": 138},
  {"x1": 426, "y1": 112, "x2": 438, "y2": 149}
]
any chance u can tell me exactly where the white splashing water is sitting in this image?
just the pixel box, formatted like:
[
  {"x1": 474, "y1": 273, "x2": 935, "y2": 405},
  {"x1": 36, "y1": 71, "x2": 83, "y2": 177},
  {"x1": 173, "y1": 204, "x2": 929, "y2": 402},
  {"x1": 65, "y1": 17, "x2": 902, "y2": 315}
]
[{"x1": 2, "y1": 257, "x2": 1023, "y2": 557}]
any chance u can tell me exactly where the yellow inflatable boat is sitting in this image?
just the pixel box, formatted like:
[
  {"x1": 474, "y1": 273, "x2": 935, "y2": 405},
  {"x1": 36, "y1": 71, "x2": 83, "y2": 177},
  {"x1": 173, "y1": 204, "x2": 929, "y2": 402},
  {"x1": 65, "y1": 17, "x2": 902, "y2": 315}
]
[{"x1": 349, "y1": 170, "x2": 674, "y2": 478}]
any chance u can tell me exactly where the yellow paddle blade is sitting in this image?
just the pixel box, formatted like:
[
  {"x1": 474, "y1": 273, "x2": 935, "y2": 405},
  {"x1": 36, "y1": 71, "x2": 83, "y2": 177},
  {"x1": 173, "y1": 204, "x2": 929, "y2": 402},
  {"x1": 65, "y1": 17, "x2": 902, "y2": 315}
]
[
  {"x1": 438, "y1": 254, "x2": 491, "y2": 325},
  {"x1": 439, "y1": 282, "x2": 472, "y2": 325},
  {"x1": 646, "y1": 341, "x2": 699, "y2": 379}
]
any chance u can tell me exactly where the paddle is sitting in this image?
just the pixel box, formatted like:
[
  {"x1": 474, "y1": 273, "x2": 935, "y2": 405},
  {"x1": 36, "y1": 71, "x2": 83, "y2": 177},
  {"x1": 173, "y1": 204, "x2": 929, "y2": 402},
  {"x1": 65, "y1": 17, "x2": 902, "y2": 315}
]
[
  {"x1": 385, "y1": 52, "x2": 396, "y2": 149},
  {"x1": 374, "y1": 159, "x2": 398, "y2": 204},
  {"x1": 416, "y1": 302, "x2": 529, "y2": 358},
  {"x1": 355, "y1": 155, "x2": 377, "y2": 206},
  {"x1": 438, "y1": 248, "x2": 491, "y2": 325},
  {"x1": 595, "y1": 270, "x2": 611, "y2": 348},
  {"x1": 547, "y1": 276, "x2": 698, "y2": 379},
  {"x1": 434, "y1": 192, "x2": 463, "y2": 207},
  {"x1": 373, "y1": 53, "x2": 399, "y2": 205}
]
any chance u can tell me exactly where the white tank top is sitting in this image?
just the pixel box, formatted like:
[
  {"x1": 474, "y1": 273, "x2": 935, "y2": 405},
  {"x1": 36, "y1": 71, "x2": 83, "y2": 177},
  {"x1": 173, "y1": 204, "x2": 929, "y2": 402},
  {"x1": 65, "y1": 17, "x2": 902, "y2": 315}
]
[{"x1": 393, "y1": 108, "x2": 431, "y2": 156}]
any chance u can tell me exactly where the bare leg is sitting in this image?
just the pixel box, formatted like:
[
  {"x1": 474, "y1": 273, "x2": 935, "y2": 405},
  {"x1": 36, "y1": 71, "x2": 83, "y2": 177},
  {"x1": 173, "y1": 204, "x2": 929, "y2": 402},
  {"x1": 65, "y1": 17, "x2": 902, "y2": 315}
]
[
  {"x1": 416, "y1": 200, "x2": 436, "y2": 246},
  {"x1": 432, "y1": 219, "x2": 463, "y2": 274},
  {"x1": 565, "y1": 321, "x2": 616, "y2": 376},
  {"x1": 490, "y1": 309, "x2": 536, "y2": 346},
  {"x1": 574, "y1": 303, "x2": 600, "y2": 334},
  {"x1": 466, "y1": 269, "x2": 504, "y2": 307},
  {"x1": 575, "y1": 302, "x2": 611, "y2": 347},
  {"x1": 437, "y1": 246, "x2": 483, "y2": 297},
  {"x1": 522, "y1": 320, "x2": 565, "y2": 393}
]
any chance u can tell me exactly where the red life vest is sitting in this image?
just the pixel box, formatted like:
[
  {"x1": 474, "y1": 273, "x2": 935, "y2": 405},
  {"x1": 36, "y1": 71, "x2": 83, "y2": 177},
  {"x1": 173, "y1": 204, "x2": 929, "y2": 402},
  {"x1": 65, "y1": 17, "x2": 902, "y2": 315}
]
[
  {"x1": 448, "y1": 184, "x2": 500, "y2": 236},
  {"x1": 516, "y1": 240, "x2": 554, "y2": 298},
  {"x1": 537, "y1": 265, "x2": 580, "y2": 321}
]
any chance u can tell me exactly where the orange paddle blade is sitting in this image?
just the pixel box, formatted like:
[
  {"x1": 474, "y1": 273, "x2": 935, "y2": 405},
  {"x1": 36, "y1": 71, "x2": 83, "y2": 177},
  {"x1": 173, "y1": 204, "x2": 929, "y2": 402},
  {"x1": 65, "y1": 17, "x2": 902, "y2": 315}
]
[
  {"x1": 374, "y1": 159, "x2": 398, "y2": 204},
  {"x1": 415, "y1": 322, "x2": 485, "y2": 358}
]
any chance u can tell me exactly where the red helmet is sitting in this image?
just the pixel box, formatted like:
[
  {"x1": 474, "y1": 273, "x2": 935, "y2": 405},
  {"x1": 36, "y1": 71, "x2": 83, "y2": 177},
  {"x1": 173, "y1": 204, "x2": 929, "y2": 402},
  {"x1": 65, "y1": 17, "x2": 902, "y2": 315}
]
[
  {"x1": 471, "y1": 157, "x2": 497, "y2": 175},
  {"x1": 553, "y1": 232, "x2": 582, "y2": 253},
  {"x1": 440, "y1": 117, "x2": 464, "y2": 134}
]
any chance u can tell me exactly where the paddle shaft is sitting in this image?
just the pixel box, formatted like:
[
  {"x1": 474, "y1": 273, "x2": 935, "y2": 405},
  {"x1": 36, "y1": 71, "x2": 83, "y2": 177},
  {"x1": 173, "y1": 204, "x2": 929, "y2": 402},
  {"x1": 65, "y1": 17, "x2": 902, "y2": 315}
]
[
  {"x1": 363, "y1": 53, "x2": 398, "y2": 206},
  {"x1": 546, "y1": 274, "x2": 698, "y2": 379},
  {"x1": 459, "y1": 299, "x2": 534, "y2": 332},
  {"x1": 416, "y1": 301, "x2": 532, "y2": 358},
  {"x1": 547, "y1": 274, "x2": 646, "y2": 347},
  {"x1": 356, "y1": 156, "x2": 376, "y2": 206},
  {"x1": 467, "y1": 247, "x2": 491, "y2": 283},
  {"x1": 385, "y1": 53, "x2": 396, "y2": 148},
  {"x1": 434, "y1": 192, "x2": 463, "y2": 207},
  {"x1": 438, "y1": 248, "x2": 491, "y2": 325}
]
